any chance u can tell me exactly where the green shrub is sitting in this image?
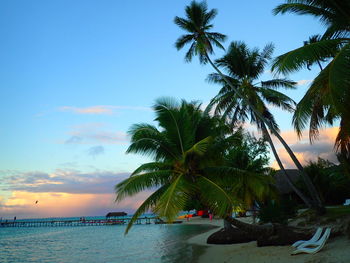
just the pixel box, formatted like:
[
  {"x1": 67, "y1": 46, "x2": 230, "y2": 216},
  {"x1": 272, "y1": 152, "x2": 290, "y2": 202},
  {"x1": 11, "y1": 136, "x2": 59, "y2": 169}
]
[{"x1": 258, "y1": 198, "x2": 297, "y2": 224}]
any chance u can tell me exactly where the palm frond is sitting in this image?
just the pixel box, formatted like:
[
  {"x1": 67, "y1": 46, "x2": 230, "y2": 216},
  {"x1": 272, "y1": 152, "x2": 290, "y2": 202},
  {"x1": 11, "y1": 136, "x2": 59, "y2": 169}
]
[
  {"x1": 131, "y1": 162, "x2": 173, "y2": 176},
  {"x1": 184, "y1": 136, "x2": 213, "y2": 156},
  {"x1": 153, "y1": 174, "x2": 192, "y2": 221},
  {"x1": 272, "y1": 38, "x2": 346, "y2": 74},
  {"x1": 115, "y1": 170, "x2": 173, "y2": 202},
  {"x1": 259, "y1": 88, "x2": 296, "y2": 112},
  {"x1": 197, "y1": 176, "x2": 235, "y2": 216},
  {"x1": 260, "y1": 79, "x2": 296, "y2": 90},
  {"x1": 127, "y1": 123, "x2": 177, "y2": 160},
  {"x1": 124, "y1": 185, "x2": 168, "y2": 234}
]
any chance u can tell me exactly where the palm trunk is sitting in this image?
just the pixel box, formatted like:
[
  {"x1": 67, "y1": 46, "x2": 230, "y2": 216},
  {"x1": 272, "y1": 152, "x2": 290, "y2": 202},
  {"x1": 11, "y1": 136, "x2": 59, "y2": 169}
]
[
  {"x1": 261, "y1": 124, "x2": 312, "y2": 207},
  {"x1": 224, "y1": 216, "x2": 312, "y2": 246},
  {"x1": 205, "y1": 53, "x2": 324, "y2": 213},
  {"x1": 224, "y1": 216, "x2": 273, "y2": 237}
]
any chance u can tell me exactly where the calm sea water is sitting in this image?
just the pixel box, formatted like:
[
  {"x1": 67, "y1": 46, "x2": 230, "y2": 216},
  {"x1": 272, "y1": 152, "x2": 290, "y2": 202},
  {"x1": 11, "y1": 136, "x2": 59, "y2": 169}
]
[{"x1": 0, "y1": 218, "x2": 214, "y2": 263}]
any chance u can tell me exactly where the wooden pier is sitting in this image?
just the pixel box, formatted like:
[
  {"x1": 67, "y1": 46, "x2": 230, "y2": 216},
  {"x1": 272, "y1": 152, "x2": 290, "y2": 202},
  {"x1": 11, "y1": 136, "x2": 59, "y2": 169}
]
[{"x1": 0, "y1": 217, "x2": 156, "y2": 228}]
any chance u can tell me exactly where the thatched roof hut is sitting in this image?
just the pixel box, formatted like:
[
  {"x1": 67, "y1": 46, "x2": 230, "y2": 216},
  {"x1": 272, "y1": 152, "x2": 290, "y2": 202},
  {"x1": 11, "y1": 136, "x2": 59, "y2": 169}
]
[
  {"x1": 274, "y1": 169, "x2": 301, "y2": 194},
  {"x1": 105, "y1": 212, "x2": 127, "y2": 218}
]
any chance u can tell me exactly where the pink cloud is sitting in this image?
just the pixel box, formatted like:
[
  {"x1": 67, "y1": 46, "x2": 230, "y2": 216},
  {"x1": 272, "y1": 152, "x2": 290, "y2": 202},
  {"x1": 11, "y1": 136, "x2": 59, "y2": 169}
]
[
  {"x1": 59, "y1": 105, "x2": 151, "y2": 115},
  {"x1": 270, "y1": 127, "x2": 339, "y2": 168},
  {"x1": 60, "y1": 106, "x2": 114, "y2": 115}
]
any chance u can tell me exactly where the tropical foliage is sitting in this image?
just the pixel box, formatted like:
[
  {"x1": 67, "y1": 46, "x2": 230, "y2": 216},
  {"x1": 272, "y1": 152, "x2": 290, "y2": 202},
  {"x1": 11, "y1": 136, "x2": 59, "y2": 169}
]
[
  {"x1": 208, "y1": 41, "x2": 296, "y2": 133},
  {"x1": 174, "y1": 0, "x2": 226, "y2": 64},
  {"x1": 301, "y1": 158, "x2": 350, "y2": 205},
  {"x1": 273, "y1": 0, "x2": 350, "y2": 161},
  {"x1": 174, "y1": 0, "x2": 323, "y2": 211},
  {"x1": 115, "y1": 98, "x2": 274, "y2": 233},
  {"x1": 218, "y1": 131, "x2": 276, "y2": 209}
]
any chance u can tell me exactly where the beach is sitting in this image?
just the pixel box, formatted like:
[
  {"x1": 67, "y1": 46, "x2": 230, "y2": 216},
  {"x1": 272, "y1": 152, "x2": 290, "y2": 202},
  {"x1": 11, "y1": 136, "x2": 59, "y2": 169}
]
[{"x1": 184, "y1": 217, "x2": 350, "y2": 263}]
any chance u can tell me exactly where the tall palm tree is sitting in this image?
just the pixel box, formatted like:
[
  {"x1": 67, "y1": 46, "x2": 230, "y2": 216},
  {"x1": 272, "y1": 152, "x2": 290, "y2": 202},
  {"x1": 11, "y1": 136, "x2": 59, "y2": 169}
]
[
  {"x1": 207, "y1": 41, "x2": 312, "y2": 206},
  {"x1": 116, "y1": 98, "x2": 234, "y2": 233},
  {"x1": 174, "y1": 1, "x2": 323, "y2": 211},
  {"x1": 273, "y1": 0, "x2": 350, "y2": 162}
]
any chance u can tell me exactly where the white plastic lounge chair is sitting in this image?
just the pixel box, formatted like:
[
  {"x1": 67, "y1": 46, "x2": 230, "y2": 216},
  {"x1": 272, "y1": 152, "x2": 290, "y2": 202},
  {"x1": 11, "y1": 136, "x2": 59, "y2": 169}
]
[
  {"x1": 291, "y1": 228, "x2": 331, "y2": 255},
  {"x1": 292, "y1": 227, "x2": 323, "y2": 248},
  {"x1": 344, "y1": 199, "x2": 350, "y2": 206}
]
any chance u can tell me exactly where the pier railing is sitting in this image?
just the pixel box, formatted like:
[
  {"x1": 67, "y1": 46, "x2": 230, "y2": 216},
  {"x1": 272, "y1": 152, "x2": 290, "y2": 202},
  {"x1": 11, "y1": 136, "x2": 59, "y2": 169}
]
[{"x1": 0, "y1": 217, "x2": 160, "y2": 228}]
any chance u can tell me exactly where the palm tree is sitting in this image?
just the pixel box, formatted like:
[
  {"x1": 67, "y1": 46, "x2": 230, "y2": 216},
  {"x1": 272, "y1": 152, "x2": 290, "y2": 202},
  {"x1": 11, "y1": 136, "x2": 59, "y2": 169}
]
[
  {"x1": 207, "y1": 129, "x2": 276, "y2": 229},
  {"x1": 115, "y1": 98, "x2": 237, "y2": 233},
  {"x1": 174, "y1": 1, "x2": 323, "y2": 211},
  {"x1": 273, "y1": 0, "x2": 350, "y2": 162},
  {"x1": 116, "y1": 98, "x2": 305, "y2": 241},
  {"x1": 221, "y1": 131, "x2": 277, "y2": 209},
  {"x1": 207, "y1": 41, "x2": 312, "y2": 207}
]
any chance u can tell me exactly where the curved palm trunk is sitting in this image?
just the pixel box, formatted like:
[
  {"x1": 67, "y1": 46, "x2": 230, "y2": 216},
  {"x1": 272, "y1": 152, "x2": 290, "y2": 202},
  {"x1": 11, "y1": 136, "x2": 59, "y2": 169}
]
[
  {"x1": 205, "y1": 53, "x2": 324, "y2": 213},
  {"x1": 224, "y1": 216, "x2": 311, "y2": 246},
  {"x1": 224, "y1": 216, "x2": 273, "y2": 236},
  {"x1": 261, "y1": 124, "x2": 312, "y2": 207}
]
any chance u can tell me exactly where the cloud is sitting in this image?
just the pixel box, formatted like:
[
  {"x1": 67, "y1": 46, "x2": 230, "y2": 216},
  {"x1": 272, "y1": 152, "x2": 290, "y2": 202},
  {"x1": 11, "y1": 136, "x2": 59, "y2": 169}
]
[
  {"x1": 60, "y1": 106, "x2": 113, "y2": 115},
  {"x1": 87, "y1": 146, "x2": 104, "y2": 157},
  {"x1": 0, "y1": 169, "x2": 156, "y2": 218},
  {"x1": 65, "y1": 135, "x2": 83, "y2": 144},
  {"x1": 59, "y1": 105, "x2": 150, "y2": 115},
  {"x1": 296, "y1": 79, "x2": 312, "y2": 86},
  {"x1": 0, "y1": 169, "x2": 129, "y2": 194},
  {"x1": 63, "y1": 123, "x2": 128, "y2": 145},
  {"x1": 270, "y1": 127, "x2": 339, "y2": 168},
  {"x1": 0, "y1": 190, "x2": 153, "y2": 219}
]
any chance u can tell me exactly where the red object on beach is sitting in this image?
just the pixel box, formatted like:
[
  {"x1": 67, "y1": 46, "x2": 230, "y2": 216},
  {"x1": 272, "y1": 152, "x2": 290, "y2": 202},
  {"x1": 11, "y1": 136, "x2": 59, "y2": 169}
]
[{"x1": 197, "y1": 210, "x2": 209, "y2": 216}]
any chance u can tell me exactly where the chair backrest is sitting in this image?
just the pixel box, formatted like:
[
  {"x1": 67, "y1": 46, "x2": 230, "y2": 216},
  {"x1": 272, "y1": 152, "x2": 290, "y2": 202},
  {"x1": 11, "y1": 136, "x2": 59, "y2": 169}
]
[
  {"x1": 315, "y1": 227, "x2": 331, "y2": 246},
  {"x1": 310, "y1": 227, "x2": 323, "y2": 243}
]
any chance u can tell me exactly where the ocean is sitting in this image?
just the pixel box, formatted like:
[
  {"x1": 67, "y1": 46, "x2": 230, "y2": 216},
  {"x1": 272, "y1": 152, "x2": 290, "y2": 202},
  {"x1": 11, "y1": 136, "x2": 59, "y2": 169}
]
[{"x1": 0, "y1": 217, "x2": 214, "y2": 263}]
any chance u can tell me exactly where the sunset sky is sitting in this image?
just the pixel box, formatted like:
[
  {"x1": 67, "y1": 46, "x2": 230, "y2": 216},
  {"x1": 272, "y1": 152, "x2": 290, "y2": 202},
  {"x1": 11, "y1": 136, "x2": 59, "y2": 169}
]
[{"x1": 0, "y1": 0, "x2": 338, "y2": 219}]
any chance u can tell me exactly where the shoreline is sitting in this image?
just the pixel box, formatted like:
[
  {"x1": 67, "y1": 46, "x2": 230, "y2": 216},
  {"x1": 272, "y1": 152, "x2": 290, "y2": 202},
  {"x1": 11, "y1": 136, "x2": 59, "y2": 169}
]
[{"x1": 183, "y1": 217, "x2": 350, "y2": 263}]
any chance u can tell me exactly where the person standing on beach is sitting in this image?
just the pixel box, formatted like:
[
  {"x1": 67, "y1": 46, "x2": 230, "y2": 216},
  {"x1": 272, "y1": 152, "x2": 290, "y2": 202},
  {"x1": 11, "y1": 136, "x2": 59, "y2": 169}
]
[{"x1": 209, "y1": 211, "x2": 213, "y2": 222}]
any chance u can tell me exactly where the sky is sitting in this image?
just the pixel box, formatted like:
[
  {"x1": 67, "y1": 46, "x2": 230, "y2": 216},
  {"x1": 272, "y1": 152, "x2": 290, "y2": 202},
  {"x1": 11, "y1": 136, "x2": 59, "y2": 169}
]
[{"x1": 0, "y1": 0, "x2": 338, "y2": 219}]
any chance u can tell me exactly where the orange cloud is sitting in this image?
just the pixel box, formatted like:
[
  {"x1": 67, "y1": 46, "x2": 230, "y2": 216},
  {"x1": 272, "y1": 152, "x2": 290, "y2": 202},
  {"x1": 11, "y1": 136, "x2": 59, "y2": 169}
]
[
  {"x1": 0, "y1": 190, "x2": 153, "y2": 219},
  {"x1": 270, "y1": 127, "x2": 339, "y2": 169}
]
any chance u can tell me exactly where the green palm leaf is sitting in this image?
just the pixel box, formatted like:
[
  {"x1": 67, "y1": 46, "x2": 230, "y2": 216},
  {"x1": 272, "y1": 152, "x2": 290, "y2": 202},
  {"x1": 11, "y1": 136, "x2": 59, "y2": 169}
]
[
  {"x1": 124, "y1": 185, "x2": 168, "y2": 234},
  {"x1": 153, "y1": 174, "x2": 192, "y2": 221}
]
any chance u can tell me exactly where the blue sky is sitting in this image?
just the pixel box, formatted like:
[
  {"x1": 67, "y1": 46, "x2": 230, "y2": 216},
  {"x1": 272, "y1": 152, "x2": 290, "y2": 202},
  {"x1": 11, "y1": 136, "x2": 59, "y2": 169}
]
[{"x1": 0, "y1": 0, "x2": 336, "y2": 218}]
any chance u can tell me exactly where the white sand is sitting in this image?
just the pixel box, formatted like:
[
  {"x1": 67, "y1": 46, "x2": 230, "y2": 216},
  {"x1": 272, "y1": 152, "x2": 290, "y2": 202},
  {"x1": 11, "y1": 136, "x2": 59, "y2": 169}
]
[{"x1": 183, "y1": 217, "x2": 350, "y2": 263}]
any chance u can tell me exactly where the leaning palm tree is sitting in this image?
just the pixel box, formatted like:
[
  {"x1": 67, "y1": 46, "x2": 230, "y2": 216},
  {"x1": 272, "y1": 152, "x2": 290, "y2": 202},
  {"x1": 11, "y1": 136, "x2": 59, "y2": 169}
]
[
  {"x1": 115, "y1": 98, "x2": 238, "y2": 233},
  {"x1": 116, "y1": 98, "x2": 309, "y2": 243},
  {"x1": 207, "y1": 41, "x2": 312, "y2": 206},
  {"x1": 273, "y1": 0, "x2": 350, "y2": 162},
  {"x1": 174, "y1": 0, "x2": 323, "y2": 211}
]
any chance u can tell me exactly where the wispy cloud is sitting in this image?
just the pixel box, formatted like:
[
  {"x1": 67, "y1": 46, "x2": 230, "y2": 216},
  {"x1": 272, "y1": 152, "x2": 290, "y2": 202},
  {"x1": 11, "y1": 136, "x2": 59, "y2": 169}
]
[
  {"x1": 87, "y1": 146, "x2": 105, "y2": 157},
  {"x1": 0, "y1": 169, "x2": 129, "y2": 194},
  {"x1": 296, "y1": 79, "x2": 312, "y2": 86},
  {"x1": 63, "y1": 123, "x2": 128, "y2": 145},
  {"x1": 59, "y1": 105, "x2": 150, "y2": 115}
]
